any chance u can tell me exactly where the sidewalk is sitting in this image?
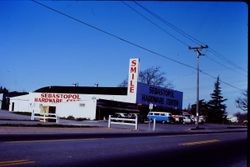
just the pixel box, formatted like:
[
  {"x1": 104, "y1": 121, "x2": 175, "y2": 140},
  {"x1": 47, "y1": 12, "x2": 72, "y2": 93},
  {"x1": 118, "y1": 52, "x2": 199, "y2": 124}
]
[{"x1": 0, "y1": 110, "x2": 247, "y2": 137}]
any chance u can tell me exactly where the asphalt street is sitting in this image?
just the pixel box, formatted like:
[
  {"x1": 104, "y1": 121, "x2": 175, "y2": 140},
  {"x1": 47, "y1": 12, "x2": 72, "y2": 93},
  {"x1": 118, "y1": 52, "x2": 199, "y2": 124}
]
[
  {"x1": 0, "y1": 131, "x2": 247, "y2": 167},
  {"x1": 0, "y1": 110, "x2": 248, "y2": 167}
]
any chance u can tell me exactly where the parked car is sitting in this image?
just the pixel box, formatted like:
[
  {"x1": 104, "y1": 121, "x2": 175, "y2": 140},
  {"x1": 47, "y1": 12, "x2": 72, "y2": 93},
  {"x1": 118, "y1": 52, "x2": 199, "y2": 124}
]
[
  {"x1": 147, "y1": 111, "x2": 174, "y2": 123},
  {"x1": 127, "y1": 113, "x2": 137, "y2": 119},
  {"x1": 172, "y1": 115, "x2": 183, "y2": 123},
  {"x1": 112, "y1": 113, "x2": 138, "y2": 123},
  {"x1": 190, "y1": 115, "x2": 196, "y2": 122},
  {"x1": 112, "y1": 113, "x2": 128, "y2": 122},
  {"x1": 191, "y1": 115, "x2": 206, "y2": 124},
  {"x1": 242, "y1": 120, "x2": 248, "y2": 126},
  {"x1": 113, "y1": 113, "x2": 129, "y2": 118},
  {"x1": 183, "y1": 115, "x2": 192, "y2": 124},
  {"x1": 198, "y1": 115, "x2": 206, "y2": 124}
]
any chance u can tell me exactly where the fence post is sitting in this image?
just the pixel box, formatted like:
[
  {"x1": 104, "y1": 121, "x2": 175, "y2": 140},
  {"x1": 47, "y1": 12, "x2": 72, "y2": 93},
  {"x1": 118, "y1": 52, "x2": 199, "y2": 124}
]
[
  {"x1": 31, "y1": 110, "x2": 34, "y2": 121},
  {"x1": 148, "y1": 119, "x2": 151, "y2": 130},
  {"x1": 43, "y1": 112, "x2": 46, "y2": 122},
  {"x1": 56, "y1": 114, "x2": 59, "y2": 124},
  {"x1": 153, "y1": 118, "x2": 156, "y2": 131},
  {"x1": 108, "y1": 115, "x2": 111, "y2": 128},
  {"x1": 135, "y1": 114, "x2": 138, "y2": 130}
]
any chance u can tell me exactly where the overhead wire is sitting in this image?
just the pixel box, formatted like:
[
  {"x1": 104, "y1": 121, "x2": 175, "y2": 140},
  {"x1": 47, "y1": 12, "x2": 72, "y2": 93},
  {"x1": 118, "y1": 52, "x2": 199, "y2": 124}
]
[
  {"x1": 207, "y1": 48, "x2": 247, "y2": 72},
  {"x1": 31, "y1": 1, "x2": 196, "y2": 70},
  {"x1": 202, "y1": 50, "x2": 235, "y2": 71},
  {"x1": 133, "y1": 1, "x2": 247, "y2": 74},
  {"x1": 123, "y1": 1, "x2": 237, "y2": 72},
  {"x1": 133, "y1": 1, "x2": 204, "y2": 46},
  {"x1": 31, "y1": 0, "x2": 244, "y2": 91},
  {"x1": 122, "y1": 1, "x2": 190, "y2": 47}
]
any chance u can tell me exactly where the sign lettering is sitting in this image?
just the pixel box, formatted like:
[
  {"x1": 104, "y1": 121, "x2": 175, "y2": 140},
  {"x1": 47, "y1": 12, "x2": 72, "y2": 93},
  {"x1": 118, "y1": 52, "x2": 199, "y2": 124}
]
[
  {"x1": 136, "y1": 83, "x2": 183, "y2": 109},
  {"x1": 129, "y1": 59, "x2": 138, "y2": 93},
  {"x1": 34, "y1": 93, "x2": 80, "y2": 103}
]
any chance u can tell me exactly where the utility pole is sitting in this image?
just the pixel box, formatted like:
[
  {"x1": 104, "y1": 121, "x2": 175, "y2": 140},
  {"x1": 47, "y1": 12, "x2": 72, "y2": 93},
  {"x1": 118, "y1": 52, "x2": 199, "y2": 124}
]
[{"x1": 189, "y1": 45, "x2": 208, "y2": 129}]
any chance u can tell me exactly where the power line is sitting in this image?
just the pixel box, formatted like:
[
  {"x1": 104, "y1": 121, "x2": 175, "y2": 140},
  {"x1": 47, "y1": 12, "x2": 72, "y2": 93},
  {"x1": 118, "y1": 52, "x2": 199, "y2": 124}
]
[
  {"x1": 31, "y1": 0, "x2": 244, "y2": 91},
  {"x1": 133, "y1": 1, "x2": 203, "y2": 46},
  {"x1": 200, "y1": 71, "x2": 244, "y2": 91},
  {"x1": 122, "y1": 1, "x2": 190, "y2": 47},
  {"x1": 31, "y1": 1, "x2": 195, "y2": 70},
  {"x1": 124, "y1": 1, "x2": 238, "y2": 72},
  {"x1": 207, "y1": 49, "x2": 247, "y2": 73},
  {"x1": 133, "y1": 1, "x2": 247, "y2": 74},
  {"x1": 204, "y1": 54, "x2": 235, "y2": 71}
]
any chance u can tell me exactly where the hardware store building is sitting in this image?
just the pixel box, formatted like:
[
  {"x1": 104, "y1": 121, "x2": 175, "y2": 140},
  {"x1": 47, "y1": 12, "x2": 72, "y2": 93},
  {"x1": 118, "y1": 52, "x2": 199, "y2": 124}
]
[{"x1": 9, "y1": 58, "x2": 183, "y2": 120}]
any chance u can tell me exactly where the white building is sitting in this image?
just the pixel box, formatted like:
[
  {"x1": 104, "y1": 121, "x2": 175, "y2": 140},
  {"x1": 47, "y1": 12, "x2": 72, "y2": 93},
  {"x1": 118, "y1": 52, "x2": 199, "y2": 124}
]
[{"x1": 9, "y1": 58, "x2": 183, "y2": 120}]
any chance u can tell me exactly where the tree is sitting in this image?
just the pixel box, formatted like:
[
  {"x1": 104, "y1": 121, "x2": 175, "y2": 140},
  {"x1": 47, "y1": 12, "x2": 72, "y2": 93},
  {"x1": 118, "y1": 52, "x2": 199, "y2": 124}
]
[
  {"x1": 235, "y1": 90, "x2": 248, "y2": 112},
  {"x1": 0, "y1": 87, "x2": 9, "y2": 94},
  {"x1": 0, "y1": 86, "x2": 9, "y2": 110},
  {"x1": 119, "y1": 66, "x2": 173, "y2": 88},
  {"x1": 118, "y1": 80, "x2": 128, "y2": 87},
  {"x1": 206, "y1": 77, "x2": 227, "y2": 123},
  {"x1": 190, "y1": 99, "x2": 209, "y2": 116}
]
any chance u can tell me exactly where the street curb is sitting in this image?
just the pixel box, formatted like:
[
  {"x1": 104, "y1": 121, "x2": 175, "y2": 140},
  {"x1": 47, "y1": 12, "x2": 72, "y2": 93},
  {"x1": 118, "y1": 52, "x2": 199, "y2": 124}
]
[
  {"x1": 0, "y1": 129, "x2": 247, "y2": 142},
  {"x1": 0, "y1": 123, "x2": 100, "y2": 128}
]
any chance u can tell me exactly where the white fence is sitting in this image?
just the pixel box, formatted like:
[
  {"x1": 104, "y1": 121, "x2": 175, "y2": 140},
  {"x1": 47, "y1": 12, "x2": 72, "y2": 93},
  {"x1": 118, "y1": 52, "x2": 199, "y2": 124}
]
[
  {"x1": 108, "y1": 115, "x2": 138, "y2": 130},
  {"x1": 31, "y1": 111, "x2": 59, "y2": 123}
]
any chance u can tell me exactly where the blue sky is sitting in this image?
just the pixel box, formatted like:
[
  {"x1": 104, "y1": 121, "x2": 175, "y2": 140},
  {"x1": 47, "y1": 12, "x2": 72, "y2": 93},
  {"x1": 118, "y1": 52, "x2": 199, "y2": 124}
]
[{"x1": 0, "y1": 1, "x2": 248, "y2": 115}]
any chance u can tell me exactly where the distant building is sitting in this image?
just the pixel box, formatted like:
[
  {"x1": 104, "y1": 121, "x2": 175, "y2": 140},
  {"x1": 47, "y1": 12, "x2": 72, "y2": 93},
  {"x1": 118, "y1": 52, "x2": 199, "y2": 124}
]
[{"x1": 9, "y1": 58, "x2": 183, "y2": 120}]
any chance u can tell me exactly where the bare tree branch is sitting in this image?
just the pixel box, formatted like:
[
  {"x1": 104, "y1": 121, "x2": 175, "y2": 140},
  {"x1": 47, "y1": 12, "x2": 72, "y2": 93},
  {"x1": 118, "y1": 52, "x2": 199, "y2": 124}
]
[
  {"x1": 235, "y1": 90, "x2": 248, "y2": 112},
  {"x1": 118, "y1": 66, "x2": 173, "y2": 88}
]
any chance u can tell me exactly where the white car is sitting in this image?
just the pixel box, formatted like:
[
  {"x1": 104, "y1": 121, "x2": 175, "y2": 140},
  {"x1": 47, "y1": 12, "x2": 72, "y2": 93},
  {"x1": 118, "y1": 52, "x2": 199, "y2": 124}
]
[
  {"x1": 198, "y1": 115, "x2": 206, "y2": 123},
  {"x1": 183, "y1": 115, "x2": 192, "y2": 124},
  {"x1": 192, "y1": 115, "x2": 205, "y2": 124},
  {"x1": 113, "y1": 113, "x2": 129, "y2": 118},
  {"x1": 172, "y1": 115, "x2": 183, "y2": 123}
]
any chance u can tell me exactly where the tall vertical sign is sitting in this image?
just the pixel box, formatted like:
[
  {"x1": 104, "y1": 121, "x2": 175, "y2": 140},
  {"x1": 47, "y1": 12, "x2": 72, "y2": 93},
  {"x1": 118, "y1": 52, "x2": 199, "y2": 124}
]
[{"x1": 127, "y1": 58, "x2": 139, "y2": 103}]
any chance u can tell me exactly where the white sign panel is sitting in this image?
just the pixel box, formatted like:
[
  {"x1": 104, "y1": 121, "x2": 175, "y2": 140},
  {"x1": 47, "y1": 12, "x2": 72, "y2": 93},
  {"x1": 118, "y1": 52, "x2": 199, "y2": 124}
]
[{"x1": 127, "y1": 58, "x2": 139, "y2": 103}]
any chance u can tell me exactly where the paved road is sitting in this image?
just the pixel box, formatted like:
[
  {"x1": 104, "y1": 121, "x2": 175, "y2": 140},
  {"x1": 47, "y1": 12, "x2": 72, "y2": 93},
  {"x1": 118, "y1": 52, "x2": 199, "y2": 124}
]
[
  {"x1": 0, "y1": 131, "x2": 247, "y2": 167},
  {"x1": 1, "y1": 110, "x2": 247, "y2": 135},
  {"x1": 0, "y1": 110, "x2": 247, "y2": 167}
]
